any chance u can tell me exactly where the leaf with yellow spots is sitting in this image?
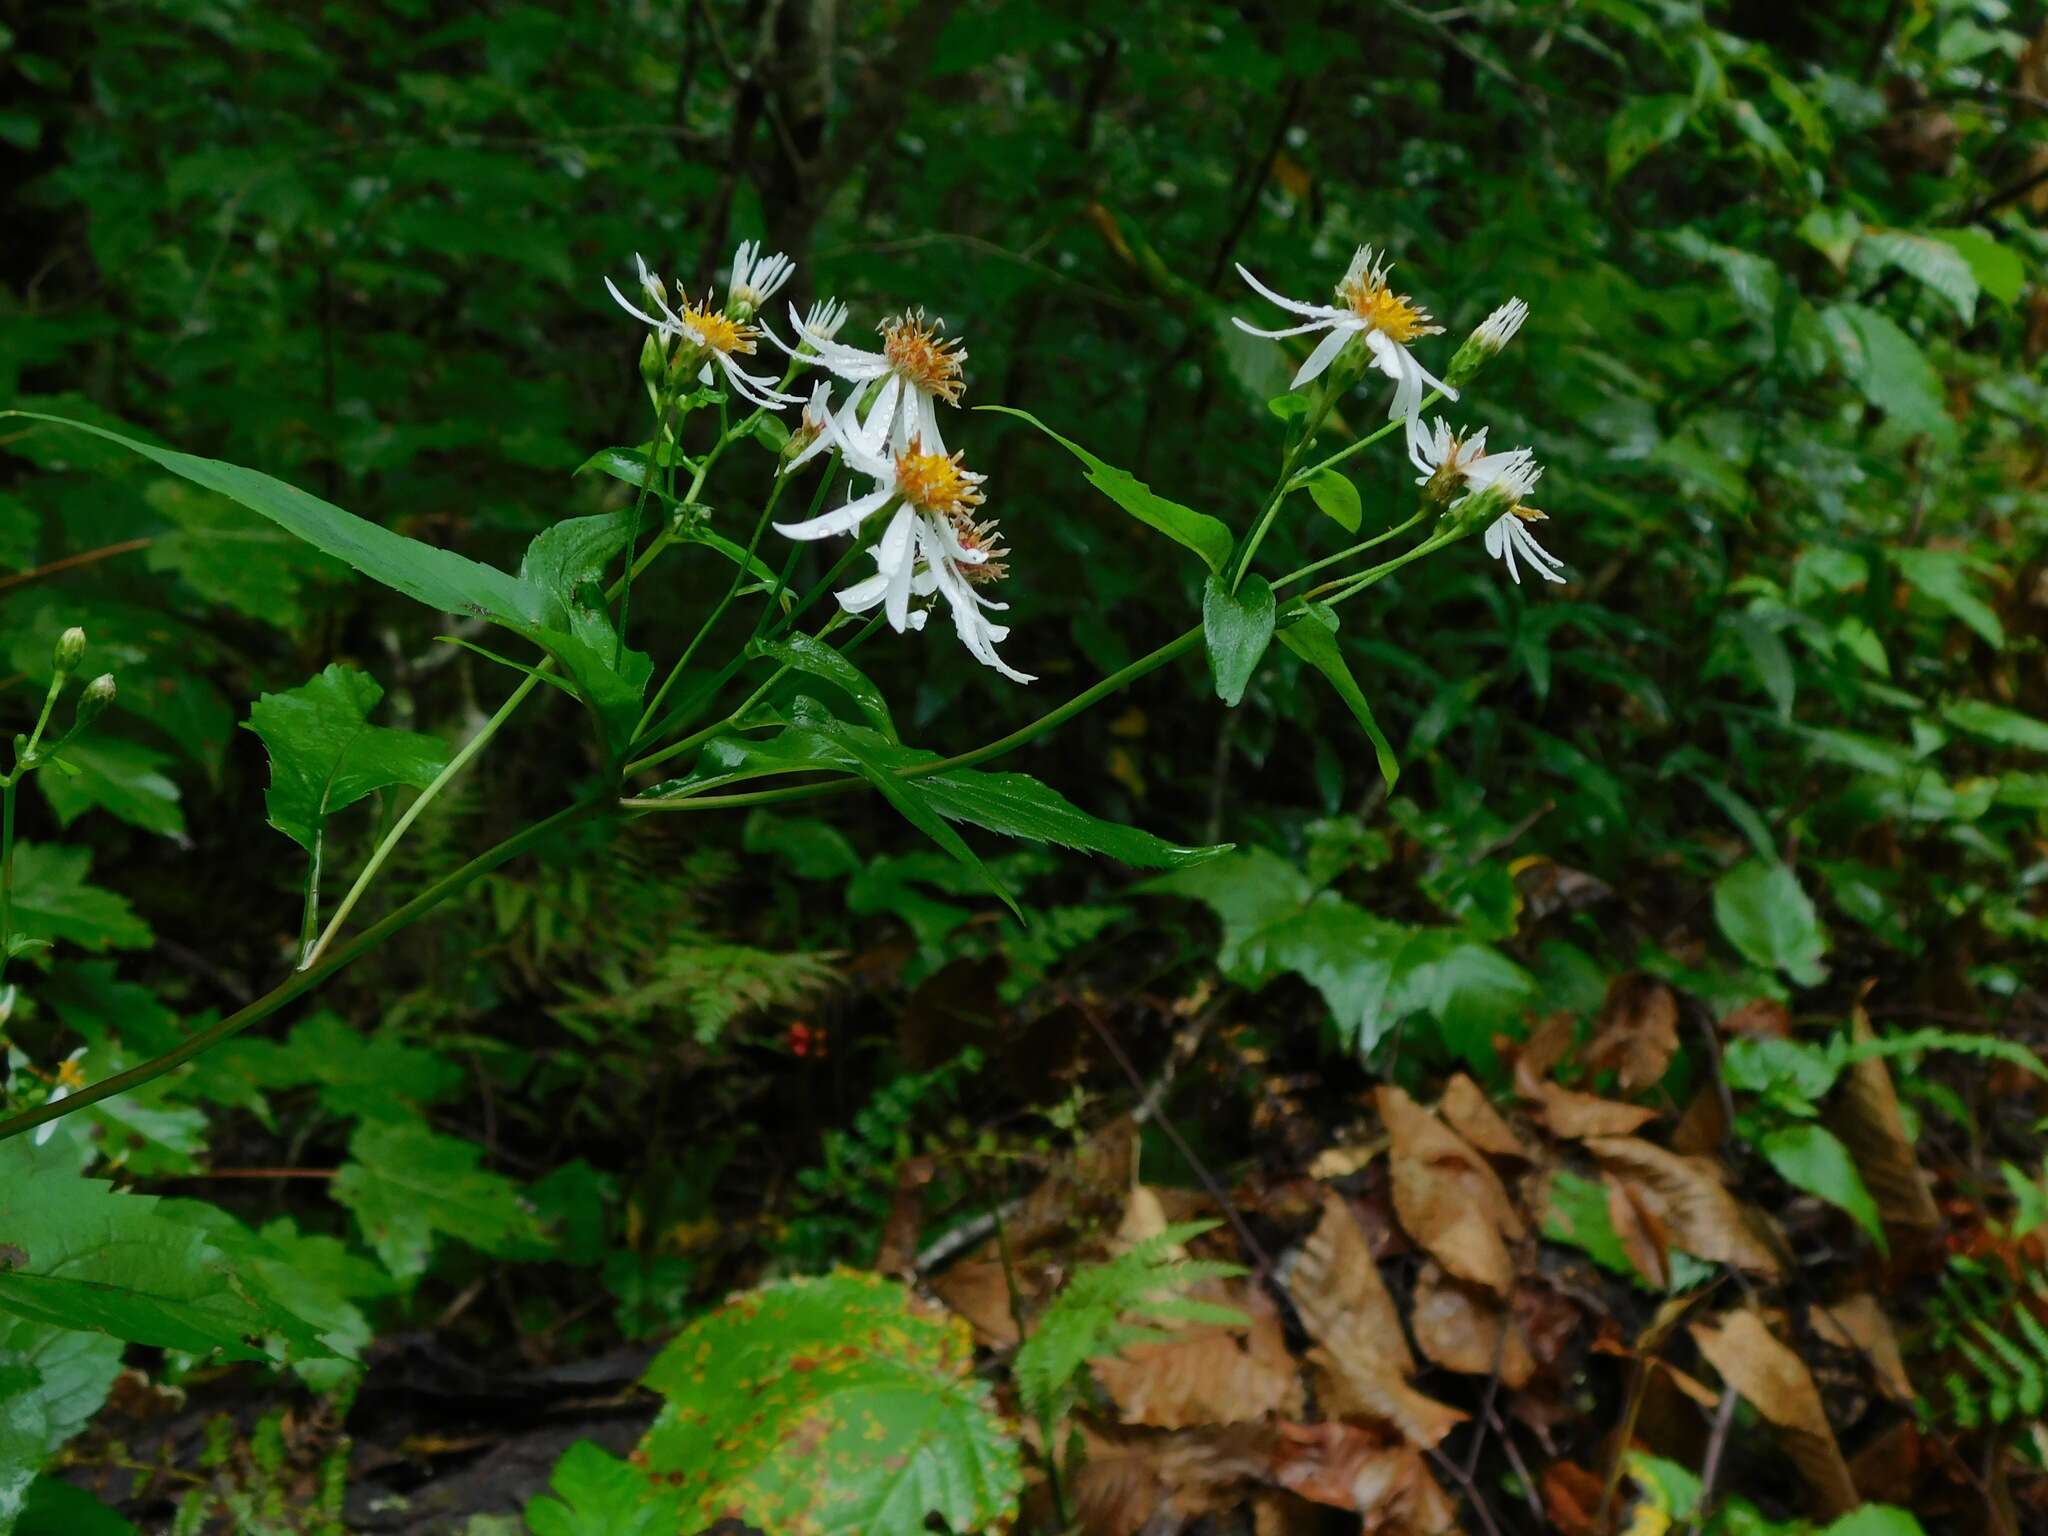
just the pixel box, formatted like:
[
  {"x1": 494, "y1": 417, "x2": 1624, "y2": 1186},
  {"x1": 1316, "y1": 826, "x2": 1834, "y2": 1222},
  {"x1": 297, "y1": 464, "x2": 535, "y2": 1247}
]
[{"x1": 637, "y1": 1269, "x2": 1021, "y2": 1535}]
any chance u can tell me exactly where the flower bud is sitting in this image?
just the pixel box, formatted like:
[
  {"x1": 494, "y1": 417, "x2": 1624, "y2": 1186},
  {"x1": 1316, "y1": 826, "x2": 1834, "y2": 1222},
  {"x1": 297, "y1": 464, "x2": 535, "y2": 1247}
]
[
  {"x1": 639, "y1": 332, "x2": 668, "y2": 390},
  {"x1": 52, "y1": 627, "x2": 86, "y2": 674},
  {"x1": 1445, "y1": 297, "x2": 1529, "y2": 391},
  {"x1": 74, "y1": 674, "x2": 116, "y2": 729}
]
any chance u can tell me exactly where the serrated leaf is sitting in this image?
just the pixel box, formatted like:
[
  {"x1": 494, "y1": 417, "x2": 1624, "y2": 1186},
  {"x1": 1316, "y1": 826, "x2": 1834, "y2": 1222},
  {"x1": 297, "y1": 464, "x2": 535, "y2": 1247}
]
[
  {"x1": 1820, "y1": 304, "x2": 1949, "y2": 439},
  {"x1": 0, "y1": 1139, "x2": 330, "y2": 1362},
  {"x1": 1304, "y1": 468, "x2": 1361, "y2": 532},
  {"x1": 243, "y1": 665, "x2": 448, "y2": 851},
  {"x1": 35, "y1": 738, "x2": 184, "y2": 839},
  {"x1": 638, "y1": 1271, "x2": 1021, "y2": 1536},
  {"x1": 1862, "y1": 229, "x2": 1978, "y2": 325},
  {"x1": 1713, "y1": 858, "x2": 1829, "y2": 987},
  {"x1": 5, "y1": 844, "x2": 150, "y2": 952},
  {"x1": 331, "y1": 1120, "x2": 539, "y2": 1285},
  {"x1": 749, "y1": 632, "x2": 894, "y2": 739},
  {"x1": 983, "y1": 405, "x2": 1233, "y2": 574},
  {"x1": 1202, "y1": 573, "x2": 1275, "y2": 707},
  {"x1": 1277, "y1": 604, "x2": 1397, "y2": 786},
  {"x1": 527, "y1": 1442, "x2": 684, "y2": 1536},
  {"x1": 1760, "y1": 1124, "x2": 1886, "y2": 1251},
  {"x1": 1927, "y1": 228, "x2": 2024, "y2": 308}
]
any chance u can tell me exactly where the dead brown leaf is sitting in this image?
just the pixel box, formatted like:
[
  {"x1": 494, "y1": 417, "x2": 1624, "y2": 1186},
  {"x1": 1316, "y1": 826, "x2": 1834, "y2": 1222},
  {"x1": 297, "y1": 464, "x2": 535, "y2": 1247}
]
[
  {"x1": 1540, "y1": 1459, "x2": 1605, "y2": 1536},
  {"x1": 929, "y1": 1258, "x2": 1023, "y2": 1348},
  {"x1": 1808, "y1": 1294, "x2": 1914, "y2": 1403},
  {"x1": 1603, "y1": 1168, "x2": 1671, "y2": 1289},
  {"x1": 1691, "y1": 1308, "x2": 1859, "y2": 1517},
  {"x1": 1584, "y1": 974, "x2": 1681, "y2": 1093},
  {"x1": 1586, "y1": 1136, "x2": 1782, "y2": 1275},
  {"x1": 1289, "y1": 1193, "x2": 1467, "y2": 1450},
  {"x1": 1534, "y1": 1083, "x2": 1660, "y2": 1140},
  {"x1": 1440, "y1": 1073, "x2": 1530, "y2": 1160},
  {"x1": 1409, "y1": 1261, "x2": 1535, "y2": 1389},
  {"x1": 1094, "y1": 1283, "x2": 1306, "y2": 1428},
  {"x1": 1379, "y1": 1086, "x2": 1524, "y2": 1295},
  {"x1": 1267, "y1": 1421, "x2": 1461, "y2": 1534},
  {"x1": 1831, "y1": 1005, "x2": 1940, "y2": 1232},
  {"x1": 1515, "y1": 1012, "x2": 1579, "y2": 1099},
  {"x1": 1068, "y1": 1423, "x2": 1267, "y2": 1536},
  {"x1": 1721, "y1": 998, "x2": 1793, "y2": 1040}
]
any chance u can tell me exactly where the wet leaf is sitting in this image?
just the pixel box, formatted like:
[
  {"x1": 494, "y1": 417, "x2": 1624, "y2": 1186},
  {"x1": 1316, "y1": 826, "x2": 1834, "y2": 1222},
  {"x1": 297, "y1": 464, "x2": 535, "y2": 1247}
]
[
  {"x1": 1586, "y1": 1137, "x2": 1783, "y2": 1275},
  {"x1": 1379, "y1": 1085, "x2": 1524, "y2": 1296},
  {"x1": 1692, "y1": 1308, "x2": 1858, "y2": 1516}
]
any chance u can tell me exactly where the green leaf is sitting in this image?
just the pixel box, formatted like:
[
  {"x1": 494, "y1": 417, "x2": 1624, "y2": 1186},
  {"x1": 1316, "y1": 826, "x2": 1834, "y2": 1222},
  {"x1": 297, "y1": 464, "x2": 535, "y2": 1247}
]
[
  {"x1": 1713, "y1": 858, "x2": 1829, "y2": 987},
  {"x1": 1893, "y1": 549, "x2": 2003, "y2": 649},
  {"x1": 507, "y1": 513, "x2": 653, "y2": 758},
  {"x1": 1942, "y1": 699, "x2": 2048, "y2": 754},
  {"x1": 1267, "y1": 392, "x2": 1311, "y2": 422},
  {"x1": 5, "y1": 413, "x2": 533, "y2": 619},
  {"x1": 1202, "y1": 573, "x2": 1276, "y2": 707},
  {"x1": 916, "y1": 769, "x2": 1229, "y2": 869},
  {"x1": 1728, "y1": 612, "x2": 1795, "y2": 720},
  {"x1": 527, "y1": 1442, "x2": 683, "y2": 1536},
  {"x1": 1823, "y1": 1508, "x2": 1928, "y2": 1536},
  {"x1": 243, "y1": 665, "x2": 448, "y2": 851},
  {"x1": 1303, "y1": 469, "x2": 1361, "y2": 532},
  {"x1": 1820, "y1": 304, "x2": 1949, "y2": 439},
  {"x1": 750, "y1": 632, "x2": 895, "y2": 739},
  {"x1": 5, "y1": 844, "x2": 150, "y2": 953},
  {"x1": 982, "y1": 406, "x2": 1233, "y2": 574},
  {"x1": 0, "y1": 1365, "x2": 47, "y2": 1535},
  {"x1": 331, "y1": 1121, "x2": 540, "y2": 1285},
  {"x1": 35, "y1": 738, "x2": 185, "y2": 839},
  {"x1": 14, "y1": 1479, "x2": 137, "y2": 1536},
  {"x1": 1759, "y1": 1124, "x2": 1886, "y2": 1250},
  {"x1": 638, "y1": 1271, "x2": 1021, "y2": 1536},
  {"x1": 1278, "y1": 604, "x2": 1397, "y2": 786},
  {"x1": 140, "y1": 476, "x2": 341, "y2": 629},
  {"x1": 1797, "y1": 206, "x2": 1861, "y2": 271},
  {"x1": 1927, "y1": 228, "x2": 2024, "y2": 308},
  {"x1": 1861, "y1": 229, "x2": 1978, "y2": 325},
  {"x1": 1607, "y1": 93, "x2": 1689, "y2": 182},
  {"x1": 0, "y1": 1318, "x2": 119, "y2": 1473},
  {"x1": 0, "y1": 1139, "x2": 330, "y2": 1362},
  {"x1": 1543, "y1": 1170, "x2": 1646, "y2": 1285}
]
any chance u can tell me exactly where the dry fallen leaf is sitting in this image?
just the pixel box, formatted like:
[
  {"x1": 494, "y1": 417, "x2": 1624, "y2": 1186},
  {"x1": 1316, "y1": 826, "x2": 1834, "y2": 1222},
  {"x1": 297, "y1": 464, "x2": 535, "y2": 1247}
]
[
  {"x1": 1534, "y1": 1083, "x2": 1661, "y2": 1140},
  {"x1": 1587, "y1": 1136, "x2": 1783, "y2": 1276},
  {"x1": 929, "y1": 1258, "x2": 1024, "y2": 1348},
  {"x1": 1441, "y1": 1073, "x2": 1530, "y2": 1161},
  {"x1": 1808, "y1": 1293, "x2": 1914, "y2": 1403},
  {"x1": 1721, "y1": 998, "x2": 1794, "y2": 1040},
  {"x1": 1692, "y1": 1308, "x2": 1859, "y2": 1517},
  {"x1": 1409, "y1": 1261, "x2": 1536, "y2": 1389},
  {"x1": 1094, "y1": 1283, "x2": 1306, "y2": 1428},
  {"x1": 1540, "y1": 1459, "x2": 1605, "y2": 1536},
  {"x1": 1308, "y1": 1140, "x2": 1381, "y2": 1180},
  {"x1": 1267, "y1": 1420, "x2": 1461, "y2": 1535},
  {"x1": 1603, "y1": 1167, "x2": 1672, "y2": 1289},
  {"x1": 1830, "y1": 1005, "x2": 1940, "y2": 1232},
  {"x1": 1515, "y1": 1012, "x2": 1579, "y2": 1099},
  {"x1": 1584, "y1": 973, "x2": 1681, "y2": 1094},
  {"x1": 1379, "y1": 1086, "x2": 1525, "y2": 1295},
  {"x1": 1068, "y1": 1422, "x2": 1267, "y2": 1536},
  {"x1": 1288, "y1": 1193, "x2": 1467, "y2": 1450}
]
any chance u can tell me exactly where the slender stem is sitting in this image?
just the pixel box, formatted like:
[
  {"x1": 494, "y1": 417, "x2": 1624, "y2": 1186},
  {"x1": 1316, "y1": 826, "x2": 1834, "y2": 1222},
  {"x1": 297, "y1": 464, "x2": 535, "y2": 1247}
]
[
  {"x1": 1286, "y1": 390, "x2": 1442, "y2": 488},
  {"x1": 615, "y1": 398, "x2": 679, "y2": 665},
  {"x1": 0, "y1": 779, "x2": 16, "y2": 990},
  {"x1": 1231, "y1": 393, "x2": 1336, "y2": 593},
  {"x1": 297, "y1": 825, "x2": 325, "y2": 966},
  {"x1": 1274, "y1": 509, "x2": 1427, "y2": 592},
  {"x1": 1316, "y1": 529, "x2": 1462, "y2": 607},
  {"x1": 0, "y1": 797, "x2": 604, "y2": 1142},
  {"x1": 634, "y1": 459, "x2": 789, "y2": 740},
  {"x1": 621, "y1": 626, "x2": 1205, "y2": 812}
]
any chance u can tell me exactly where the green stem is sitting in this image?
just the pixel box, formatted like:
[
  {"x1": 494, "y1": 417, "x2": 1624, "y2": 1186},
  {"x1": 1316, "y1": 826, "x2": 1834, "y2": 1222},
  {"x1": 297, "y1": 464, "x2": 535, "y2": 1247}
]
[
  {"x1": 302, "y1": 526, "x2": 679, "y2": 970},
  {"x1": 621, "y1": 626, "x2": 1205, "y2": 812},
  {"x1": 0, "y1": 797, "x2": 604, "y2": 1142},
  {"x1": 1285, "y1": 389, "x2": 1443, "y2": 489},
  {"x1": 1231, "y1": 394, "x2": 1337, "y2": 593},
  {"x1": 1315, "y1": 528, "x2": 1463, "y2": 607},
  {"x1": 0, "y1": 779, "x2": 16, "y2": 990},
  {"x1": 634, "y1": 457, "x2": 788, "y2": 740},
  {"x1": 615, "y1": 399, "x2": 679, "y2": 665},
  {"x1": 1274, "y1": 509, "x2": 1428, "y2": 592}
]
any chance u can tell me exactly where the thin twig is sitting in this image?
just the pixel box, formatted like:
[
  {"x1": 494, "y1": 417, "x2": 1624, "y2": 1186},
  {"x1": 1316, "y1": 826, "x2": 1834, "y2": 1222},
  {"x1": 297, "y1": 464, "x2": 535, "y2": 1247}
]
[
  {"x1": 1698, "y1": 1383, "x2": 1740, "y2": 1511},
  {"x1": 0, "y1": 537, "x2": 154, "y2": 594}
]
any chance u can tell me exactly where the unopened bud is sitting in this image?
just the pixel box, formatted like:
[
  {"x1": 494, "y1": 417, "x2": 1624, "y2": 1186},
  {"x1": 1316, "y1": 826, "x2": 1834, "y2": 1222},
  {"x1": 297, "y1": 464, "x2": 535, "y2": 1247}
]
[
  {"x1": 53, "y1": 627, "x2": 86, "y2": 674},
  {"x1": 1446, "y1": 297, "x2": 1529, "y2": 391},
  {"x1": 74, "y1": 674, "x2": 116, "y2": 729},
  {"x1": 639, "y1": 332, "x2": 668, "y2": 389}
]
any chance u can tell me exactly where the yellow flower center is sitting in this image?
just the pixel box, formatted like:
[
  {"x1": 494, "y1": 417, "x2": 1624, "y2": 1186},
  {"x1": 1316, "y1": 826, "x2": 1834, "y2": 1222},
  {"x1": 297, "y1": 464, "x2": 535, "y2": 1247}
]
[
  {"x1": 955, "y1": 518, "x2": 1010, "y2": 585},
  {"x1": 1340, "y1": 277, "x2": 1438, "y2": 344},
  {"x1": 881, "y1": 310, "x2": 966, "y2": 404},
  {"x1": 676, "y1": 295, "x2": 754, "y2": 356},
  {"x1": 56, "y1": 1056, "x2": 87, "y2": 1090},
  {"x1": 894, "y1": 440, "x2": 984, "y2": 519}
]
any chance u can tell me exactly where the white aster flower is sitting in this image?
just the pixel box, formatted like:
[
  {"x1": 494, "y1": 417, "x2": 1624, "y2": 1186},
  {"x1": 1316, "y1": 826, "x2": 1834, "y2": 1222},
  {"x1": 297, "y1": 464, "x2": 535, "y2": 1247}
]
[
  {"x1": 777, "y1": 305, "x2": 966, "y2": 455},
  {"x1": 1408, "y1": 416, "x2": 1564, "y2": 586},
  {"x1": 1234, "y1": 245, "x2": 1456, "y2": 446},
  {"x1": 726, "y1": 240, "x2": 794, "y2": 317},
  {"x1": 1472, "y1": 297, "x2": 1528, "y2": 354},
  {"x1": 782, "y1": 380, "x2": 841, "y2": 472},
  {"x1": 774, "y1": 405, "x2": 1032, "y2": 683},
  {"x1": 605, "y1": 253, "x2": 803, "y2": 411},
  {"x1": 33, "y1": 1046, "x2": 87, "y2": 1146}
]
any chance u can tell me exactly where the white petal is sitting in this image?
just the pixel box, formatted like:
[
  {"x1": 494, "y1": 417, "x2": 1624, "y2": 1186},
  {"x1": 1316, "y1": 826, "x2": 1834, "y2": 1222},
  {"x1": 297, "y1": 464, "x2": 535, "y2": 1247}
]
[
  {"x1": 1231, "y1": 317, "x2": 1333, "y2": 341},
  {"x1": 879, "y1": 508, "x2": 920, "y2": 633},
  {"x1": 1236, "y1": 262, "x2": 1339, "y2": 319},
  {"x1": 858, "y1": 375, "x2": 904, "y2": 455},
  {"x1": 915, "y1": 391, "x2": 946, "y2": 456},
  {"x1": 605, "y1": 275, "x2": 668, "y2": 331},
  {"x1": 1291, "y1": 321, "x2": 1359, "y2": 388},
  {"x1": 774, "y1": 484, "x2": 893, "y2": 540},
  {"x1": 836, "y1": 572, "x2": 890, "y2": 613}
]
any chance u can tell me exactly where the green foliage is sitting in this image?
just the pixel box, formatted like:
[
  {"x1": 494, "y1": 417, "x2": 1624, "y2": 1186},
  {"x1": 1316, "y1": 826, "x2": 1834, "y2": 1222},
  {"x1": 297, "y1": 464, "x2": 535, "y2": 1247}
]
[
  {"x1": 1713, "y1": 860, "x2": 1830, "y2": 988},
  {"x1": 330, "y1": 1120, "x2": 540, "y2": 1285},
  {"x1": 1922, "y1": 1260, "x2": 2048, "y2": 1432},
  {"x1": 244, "y1": 665, "x2": 448, "y2": 851},
  {"x1": 525, "y1": 1442, "x2": 682, "y2": 1536},
  {"x1": 1202, "y1": 573, "x2": 1277, "y2": 707},
  {"x1": 1013, "y1": 1220, "x2": 1246, "y2": 1426},
  {"x1": 633, "y1": 1271, "x2": 1022, "y2": 1534}
]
